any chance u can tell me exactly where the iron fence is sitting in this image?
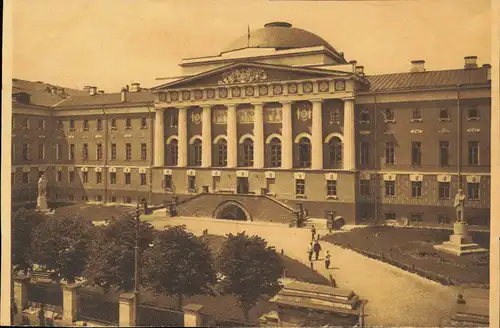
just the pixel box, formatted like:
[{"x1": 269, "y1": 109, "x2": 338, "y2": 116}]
[
  {"x1": 27, "y1": 283, "x2": 63, "y2": 307},
  {"x1": 77, "y1": 292, "x2": 119, "y2": 325},
  {"x1": 137, "y1": 303, "x2": 184, "y2": 327}
]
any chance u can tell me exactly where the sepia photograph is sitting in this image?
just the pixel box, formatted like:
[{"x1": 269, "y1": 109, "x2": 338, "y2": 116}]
[{"x1": 1, "y1": 0, "x2": 499, "y2": 327}]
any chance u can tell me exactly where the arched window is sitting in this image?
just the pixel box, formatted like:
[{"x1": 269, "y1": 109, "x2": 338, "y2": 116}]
[
  {"x1": 241, "y1": 139, "x2": 254, "y2": 167},
  {"x1": 298, "y1": 137, "x2": 311, "y2": 168},
  {"x1": 169, "y1": 139, "x2": 178, "y2": 166},
  {"x1": 270, "y1": 138, "x2": 282, "y2": 167},
  {"x1": 215, "y1": 139, "x2": 227, "y2": 167},
  {"x1": 191, "y1": 139, "x2": 202, "y2": 166},
  {"x1": 329, "y1": 137, "x2": 343, "y2": 167}
]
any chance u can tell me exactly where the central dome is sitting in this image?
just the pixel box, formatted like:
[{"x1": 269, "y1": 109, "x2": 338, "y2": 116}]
[{"x1": 223, "y1": 22, "x2": 337, "y2": 53}]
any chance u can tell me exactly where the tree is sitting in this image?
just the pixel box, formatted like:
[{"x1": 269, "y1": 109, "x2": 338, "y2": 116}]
[
  {"x1": 217, "y1": 232, "x2": 284, "y2": 321},
  {"x1": 31, "y1": 215, "x2": 95, "y2": 283},
  {"x1": 142, "y1": 225, "x2": 217, "y2": 310},
  {"x1": 83, "y1": 212, "x2": 154, "y2": 292},
  {"x1": 12, "y1": 208, "x2": 46, "y2": 275}
]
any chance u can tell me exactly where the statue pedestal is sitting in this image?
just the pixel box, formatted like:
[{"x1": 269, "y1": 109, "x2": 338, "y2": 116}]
[
  {"x1": 37, "y1": 196, "x2": 49, "y2": 212},
  {"x1": 434, "y1": 222, "x2": 488, "y2": 256}
]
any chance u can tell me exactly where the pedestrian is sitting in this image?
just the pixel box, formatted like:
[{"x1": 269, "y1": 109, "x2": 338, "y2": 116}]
[
  {"x1": 311, "y1": 225, "x2": 316, "y2": 241},
  {"x1": 313, "y1": 240, "x2": 322, "y2": 260},
  {"x1": 325, "y1": 251, "x2": 331, "y2": 269},
  {"x1": 307, "y1": 242, "x2": 313, "y2": 261},
  {"x1": 22, "y1": 313, "x2": 30, "y2": 326},
  {"x1": 38, "y1": 303, "x2": 46, "y2": 326}
]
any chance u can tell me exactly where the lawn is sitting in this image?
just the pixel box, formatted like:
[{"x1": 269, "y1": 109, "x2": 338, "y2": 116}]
[
  {"x1": 322, "y1": 226, "x2": 489, "y2": 286},
  {"x1": 52, "y1": 203, "x2": 134, "y2": 221}
]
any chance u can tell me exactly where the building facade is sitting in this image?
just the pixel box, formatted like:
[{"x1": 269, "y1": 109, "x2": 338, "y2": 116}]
[{"x1": 11, "y1": 22, "x2": 492, "y2": 226}]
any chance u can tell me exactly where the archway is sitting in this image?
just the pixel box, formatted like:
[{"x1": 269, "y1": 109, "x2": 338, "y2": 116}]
[{"x1": 213, "y1": 201, "x2": 252, "y2": 221}]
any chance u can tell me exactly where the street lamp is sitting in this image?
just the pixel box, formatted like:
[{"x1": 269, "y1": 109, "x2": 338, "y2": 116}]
[{"x1": 134, "y1": 203, "x2": 140, "y2": 322}]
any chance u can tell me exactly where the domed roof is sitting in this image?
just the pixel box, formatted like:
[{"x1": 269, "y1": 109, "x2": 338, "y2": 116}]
[{"x1": 224, "y1": 22, "x2": 337, "y2": 53}]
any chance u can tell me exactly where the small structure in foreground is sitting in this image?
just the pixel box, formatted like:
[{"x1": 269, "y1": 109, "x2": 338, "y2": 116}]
[{"x1": 450, "y1": 288, "x2": 489, "y2": 327}]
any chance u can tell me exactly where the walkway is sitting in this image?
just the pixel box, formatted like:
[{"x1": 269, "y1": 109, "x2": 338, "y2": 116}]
[{"x1": 143, "y1": 212, "x2": 458, "y2": 327}]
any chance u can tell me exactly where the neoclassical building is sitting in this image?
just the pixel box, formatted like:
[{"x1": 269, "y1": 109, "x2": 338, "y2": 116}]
[{"x1": 11, "y1": 22, "x2": 492, "y2": 226}]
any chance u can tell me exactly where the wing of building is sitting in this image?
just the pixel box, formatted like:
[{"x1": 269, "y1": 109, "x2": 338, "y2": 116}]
[{"x1": 12, "y1": 22, "x2": 492, "y2": 226}]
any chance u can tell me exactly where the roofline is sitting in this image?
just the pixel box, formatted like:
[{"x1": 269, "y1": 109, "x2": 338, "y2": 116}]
[
  {"x1": 53, "y1": 102, "x2": 154, "y2": 110},
  {"x1": 359, "y1": 83, "x2": 491, "y2": 95}
]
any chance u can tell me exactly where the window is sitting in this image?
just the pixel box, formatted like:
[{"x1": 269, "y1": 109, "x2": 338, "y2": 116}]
[
  {"x1": 125, "y1": 173, "x2": 131, "y2": 184},
  {"x1": 69, "y1": 119, "x2": 75, "y2": 131},
  {"x1": 329, "y1": 109, "x2": 341, "y2": 124},
  {"x1": 191, "y1": 140, "x2": 202, "y2": 166},
  {"x1": 439, "y1": 141, "x2": 450, "y2": 166},
  {"x1": 385, "y1": 181, "x2": 395, "y2": 197},
  {"x1": 188, "y1": 176, "x2": 196, "y2": 191},
  {"x1": 69, "y1": 171, "x2": 75, "y2": 182},
  {"x1": 82, "y1": 144, "x2": 89, "y2": 161},
  {"x1": 360, "y1": 179, "x2": 370, "y2": 195},
  {"x1": 22, "y1": 172, "x2": 30, "y2": 184},
  {"x1": 140, "y1": 173, "x2": 147, "y2": 186},
  {"x1": 360, "y1": 141, "x2": 369, "y2": 165},
  {"x1": 140, "y1": 117, "x2": 147, "y2": 129},
  {"x1": 96, "y1": 195, "x2": 102, "y2": 202},
  {"x1": 12, "y1": 116, "x2": 16, "y2": 129},
  {"x1": 22, "y1": 118, "x2": 30, "y2": 129},
  {"x1": 110, "y1": 196, "x2": 116, "y2": 202},
  {"x1": 439, "y1": 182, "x2": 450, "y2": 199},
  {"x1": 170, "y1": 113, "x2": 178, "y2": 127},
  {"x1": 125, "y1": 118, "x2": 132, "y2": 129},
  {"x1": 270, "y1": 138, "x2": 282, "y2": 167},
  {"x1": 97, "y1": 119, "x2": 103, "y2": 131},
  {"x1": 360, "y1": 110, "x2": 370, "y2": 123},
  {"x1": 125, "y1": 143, "x2": 132, "y2": 161},
  {"x1": 56, "y1": 144, "x2": 63, "y2": 161},
  {"x1": 141, "y1": 143, "x2": 147, "y2": 161},
  {"x1": 38, "y1": 119, "x2": 45, "y2": 130},
  {"x1": 411, "y1": 181, "x2": 422, "y2": 198},
  {"x1": 326, "y1": 180, "x2": 337, "y2": 197},
  {"x1": 111, "y1": 143, "x2": 117, "y2": 160},
  {"x1": 57, "y1": 171, "x2": 62, "y2": 182},
  {"x1": 82, "y1": 171, "x2": 88, "y2": 183},
  {"x1": 170, "y1": 140, "x2": 179, "y2": 166},
  {"x1": 437, "y1": 215, "x2": 450, "y2": 224},
  {"x1": 110, "y1": 172, "x2": 117, "y2": 184},
  {"x1": 215, "y1": 139, "x2": 227, "y2": 167},
  {"x1": 124, "y1": 196, "x2": 132, "y2": 204},
  {"x1": 237, "y1": 177, "x2": 249, "y2": 194},
  {"x1": 468, "y1": 141, "x2": 479, "y2": 165},
  {"x1": 412, "y1": 108, "x2": 422, "y2": 121},
  {"x1": 96, "y1": 172, "x2": 102, "y2": 184},
  {"x1": 22, "y1": 143, "x2": 30, "y2": 160},
  {"x1": 57, "y1": 120, "x2": 64, "y2": 130},
  {"x1": 410, "y1": 213, "x2": 423, "y2": 222},
  {"x1": 110, "y1": 119, "x2": 117, "y2": 130},
  {"x1": 328, "y1": 137, "x2": 342, "y2": 166},
  {"x1": 411, "y1": 142, "x2": 421, "y2": 166},
  {"x1": 69, "y1": 144, "x2": 75, "y2": 160},
  {"x1": 385, "y1": 142, "x2": 395, "y2": 164},
  {"x1": 83, "y1": 120, "x2": 89, "y2": 131},
  {"x1": 241, "y1": 139, "x2": 254, "y2": 167},
  {"x1": 38, "y1": 143, "x2": 45, "y2": 160},
  {"x1": 467, "y1": 183, "x2": 480, "y2": 200},
  {"x1": 467, "y1": 107, "x2": 480, "y2": 120},
  {"x1": 295, "y1": 179, "x2": 305, "y2": 196},
  {"x1": 69, "y1": 194, "x2": 75, "y2": 201},
  {"x1": 298, "y1": 137, "x2": 311, "y2": 168},
  {"x1": 164, "y1": 175, "x2": 172, "y2": 190},
  {"x1": 82, "y1": 195, "x2": 89, "y2": 201},
  {"x1": 439, "y1": 108, "x2": 450, "y2": 120},
  {"x1": 384, "y1": 212, "x2": 396, "y2": 221},
  {"x1": 384, "y1": 109, "x2": 394, "y2": 121},
  {"x1": 97, "y1": 144, "x2": 103, "y2": 160}
]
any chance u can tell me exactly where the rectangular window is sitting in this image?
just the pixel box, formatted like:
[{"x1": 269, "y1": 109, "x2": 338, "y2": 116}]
[
  {"x1": 170, "y1": 113, "x2": 178, "y2": 127},
  {"x1": 56, "y1": 144, "x2": 63, "y2": 161},
  {"x1": 96, "y1": 195, "x2": 102, "y2": 202},
  {"x1": 329, "y1": 109, "x2": 341, "y2": 124},
  {"x1": 69, "y1": 171, "x2": 75, "y2": 182},
  {"x1": 437, "y1": 215, "x2": 450, "y2": 224},
  {"x1": 22, "y1": 172, "x2": 30, "y2": 184},
  {"x1": 57, "y1": 120, "x2": 64, "y2": 130},
  {"x1": 97, "y1": 144, "x2": 103, "y2": 160},
  {"x1": 38, "y1": 143, "x2": 45, "y2": 160},
  {"x1": 140, "y1": 117, "x2": 147, "y2": 129},
  {"x1": 38, "y1": 119, "x2": 45, "y2": 130},
  {"x1": 111, "y1": 143, "x2": 117, "y2": 160},
  {"x1": 57, "y1": 171, "x2": 62, "y2": 182},
  {"x1": 468, "y1": 141, "x2": 479, "y2": 165},
  {"x1": 97, "y1": 119, "x2": 103, "y2": 131},
  {"x1": 69, "y1": 119, "x2": 75, "y2": 131},
  {"x1": 164, "y1": 175, "x2": 172, "y2": 190},
  {"x1": 360, "y1": 179, "x2": 370, "y2": 195},
  {"x1": 467, "y1": 107, "x2": 480, "y2": 120},
  {"x1": 110, "y1": 196, "x2": 116, "y2": 202},
  {"x1": 439, "y1": 182, "x2": 450, "y2": 199},
  {"x1": 360, "y1": 141, "x2": 369, "y2": 165},
  {"x1": 110, "y1": 119, "x2": 117, "y2": 129},
  {"x1": 326, "y1": 180, "x2": 337, "y2": 196},
  {"x1": 141, "y1": 143, "x2": 147, "y2": 161},
  {"x1": 411, "y1": 181, "x2": 422, "y2": 198},
  {"x1": 125, "y1": 143, "x2": 132, "y2": 161},
  {"x1": 125, "y1": 118, "x2": 132, "y2": 129},
  {"x1": 69, "y1": 144, "x2": 75, "y2": 160},
  {"x1": 385, "y1": 181, "x2": 395, "y2": 197},
  {"x1": 467, "y1": 183, "x2": 480, "y2": 200},
  {"x1": 385, "y1": 142, "x2": 395, "y2": 164},
  {"x1": 439, "y1": 141, "x2": 450, "y2": 166},
  {"x1": 83, "y1": 120, "x2": 89, "y2": 131},
  {"x1": 188, "y1": 176, "x2": 196, "y2": 191},
  {"x1": 125, "y1": 196, "x2": 132, "y2": 204},
  {"x1": 22, "y1": 143, "x2": 30, "y2": 160},
  {"x1": 140, "y1": 173, "x2": 147, "y2": 186},
  {"x1": 125, "y1": 173, "x2": 131, "y2": 185},
  {"x1": 82, "y1": 171, "x2": 88, "y2": 183},
  {"x1": 384, "y1": 212, "x2": 396, "y2": 221},
  {"x1": 110, "y1": 172, "x2": 117, "y2": 184},
  {"x1": 295, "y1": 179, "x2": 305, "y2": 196},
  {"x1": 410, "y1": 213, "x2": 423, "y2": 222},
  {"x1": 411, "y1": 142, "x2": 421, "y2": 165},
  {"x1": 439, "y1": 108, "x2": 450, "y2": 120},
  {"x1": 384, "y1": 109, "x2": 395, "y2": 122},
  {"x1": 96, "y1": 172, "x2": 102, "y2": 184},
  {"x1": 22, "y1": 118, "x2": 30, "y2": 129},
  {"x1": 82, "y1": 144, "x2": 89, "y2": 161},
  {"x1": 411, "y1": 108, "x2": 421, "y2": 121}
]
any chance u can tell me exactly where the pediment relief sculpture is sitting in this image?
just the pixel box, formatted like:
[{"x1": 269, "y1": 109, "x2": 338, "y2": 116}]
[{"x1": 218, "y1": 68, "x2": 268, "y2": 84}]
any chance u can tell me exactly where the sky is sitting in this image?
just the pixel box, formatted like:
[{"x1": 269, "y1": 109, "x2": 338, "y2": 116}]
[{"x1": 12, "y1": 0, "x2": 491, "y2": 92}]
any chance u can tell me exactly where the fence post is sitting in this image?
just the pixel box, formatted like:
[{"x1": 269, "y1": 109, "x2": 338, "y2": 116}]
[
  {"x1": 61, "y1": 283, "x2": 80, "y2": 324},
  {"x1": 118, "y1": 293, "x2": 136, "y2": 327},
  {"x1": 182, "y1": 304, "x2": 204, "y2": 327},
  {"x1": 13, "y1": 275, "x2": 31, "y2": 310}
]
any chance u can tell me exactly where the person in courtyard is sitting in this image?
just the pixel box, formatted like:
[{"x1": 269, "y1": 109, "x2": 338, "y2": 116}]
[
  {"x1": 38, "y1": 303, "x2": 46, "y2": 326},
  {"x1": 21, "y1": 313, "x2": 30, "y2": 326},
  {"x1": 313, "y1": 240, "x2": 322, "y2": 260},
  {"x1": 311, "y1": 225, "x2": 316, "y2": 240},
  {"x1": 307, "y1": 242, "x2": 313, "y2": 261},
  {"x1": 325, "y1": 251, "x2": 331, "y2": 269}
]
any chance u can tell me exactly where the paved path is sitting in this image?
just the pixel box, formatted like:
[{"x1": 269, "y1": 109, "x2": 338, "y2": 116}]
[{"x1": 143, "y1": 212, "x2": 458, "y2": 327}]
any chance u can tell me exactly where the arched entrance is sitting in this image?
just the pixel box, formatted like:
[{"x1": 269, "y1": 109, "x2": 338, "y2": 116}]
[{"x1": 213, "y1": 201, "x2": 252, "y2": 221}]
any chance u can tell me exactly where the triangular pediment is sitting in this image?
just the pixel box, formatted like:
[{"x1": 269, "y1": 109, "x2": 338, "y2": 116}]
[{"x1": 153, "y1": 62, "x2": 353, "y2": 90}]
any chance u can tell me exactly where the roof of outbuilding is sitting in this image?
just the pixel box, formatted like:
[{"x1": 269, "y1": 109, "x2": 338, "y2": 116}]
[
  {"x1": 12, "y1": 78, "x2": 89, "y2": 107},
  {"x1": 54, "y1": 90, "x2": 154, "y2": 108}
]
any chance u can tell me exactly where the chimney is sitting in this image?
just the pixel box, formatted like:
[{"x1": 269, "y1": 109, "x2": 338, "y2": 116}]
[
  {"x1": 464, "y1": 56, "x2": 478, "y2": 69},
  {"x1": 349, "y1": 60, "x2": 357, "y2": 73},
  {"x1": 411, "y1": 60, "x2": 425, "y2": 73},
  {"x1": 98, "y1": 90, "x2": 105, "y2": 95},
  {"x1": 355, "y1": 66, "x2": 365, "y2": 76},
  {"x1": 121, "y1": 87, "x2": 127, "y2": 102},
  {"x1": 89, "y1": 86, "x2": 97, "y2": 96},
  {"x1": 129, "y1": 83, "x2": 141, "y2": 93},
  {"x1": 58, "y1": 88, "x2": 65, "y2": 96},
  {"x1": 50, "y1": 87, "x2": 57, "y2": 95},
  {"x1": 83, "y1": 85, "x2": 91, "y2": 91},
  {"x1": 482, "y1": 64, "x2": 491, "y2": 80}
]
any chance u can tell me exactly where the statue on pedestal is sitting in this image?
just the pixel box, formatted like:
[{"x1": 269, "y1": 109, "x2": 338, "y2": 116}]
[
  {"x1": 37, "y1": 174, "x2": 48, "y2": 198},
  {"x1": 454, "y1": 189, "x2": 466, "y2": 223}
]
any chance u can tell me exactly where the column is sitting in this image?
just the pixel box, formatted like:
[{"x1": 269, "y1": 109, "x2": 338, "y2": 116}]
[
  {"x1": 281, "y1": 101, "x2": 293, "y2": 169},
  {"x1": 226, "y1": 104, "x2": 237, "y2": 168},
  {"x1": 13, "y1": 276, "x2": 30, "y2": 310},
  {"x1": 252, "y1": 103, "x2": 265, "y2": 169},
  {"x1": 311, "y1": 99, "x2": 324, "y2": 170},
  {"x1": 177, "y1": 107, "x2": 188, "y2": 167},
  {"x1": 61, "y1": 283, "x2": 80, "y2": 324},
  {"x1": 183, "y1": 304, "x2": 205, "y2": 327},
  {"x1": 118, "y1": 293, "x2": 136, "y2": 327},
  {"x1": 154, "y1": 109, "x2": 165, "y2": 167},
  {"x1": 342, "y1": 97, "x2": 356, "y2": 170},
  {"x1": 201, "y1": 105, "x2": 212, "y2": 168}
]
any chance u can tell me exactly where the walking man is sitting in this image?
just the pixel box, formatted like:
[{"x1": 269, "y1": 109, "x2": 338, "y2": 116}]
[
  {"x1": 311, "y1": 225, "x2": 316, "y2": 241},
  {"x1": 307, "y1": 242, "x2": 313, "y2": 261},
  {"x1": 325, "y1": 251, "x2": 331, "y2": 269},
  {"x1": 313, "y1": 240, "x2": 322, "y2": 260}
]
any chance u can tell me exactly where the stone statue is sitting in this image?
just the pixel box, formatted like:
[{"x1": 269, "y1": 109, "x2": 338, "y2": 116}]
[
  {"x1": 454, "y1": 189, "x2": 466, "y2": 223},
  {"x1": 37, "y1": 174, "x2": 48, "y2": 198}
]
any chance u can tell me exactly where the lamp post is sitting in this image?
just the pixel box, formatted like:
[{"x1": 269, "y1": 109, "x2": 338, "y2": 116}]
[{"x1": 134, "y1": 203, "x2": 140, "y2": 323}]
